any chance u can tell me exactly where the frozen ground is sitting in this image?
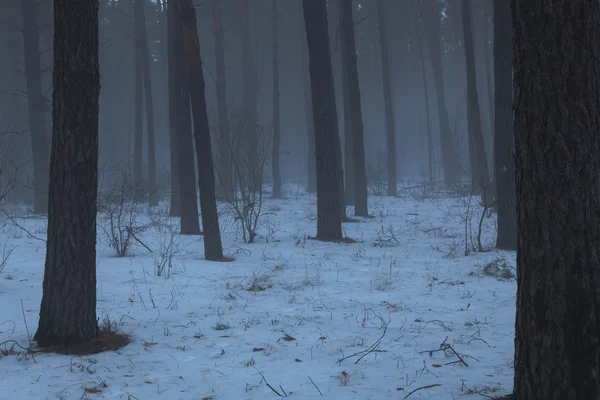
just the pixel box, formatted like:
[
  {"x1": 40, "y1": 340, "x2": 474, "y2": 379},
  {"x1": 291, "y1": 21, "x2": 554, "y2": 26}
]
[{"x1": 0, "y1": 184, "x2": 515, "y2": 400}]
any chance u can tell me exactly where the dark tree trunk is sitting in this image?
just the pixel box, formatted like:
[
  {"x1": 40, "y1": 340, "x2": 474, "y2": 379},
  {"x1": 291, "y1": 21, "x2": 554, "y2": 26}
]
[
  {"x1": 376, "y1": 0, "x2": 397, "y2": 197},
  {"x1": 302, "y1": 0, "x2": 343, "y2": 241},
  {"x1": 35, "y1": 0, "x2": 100, "y2": 347},
  {"x1": 211, "y1": 0, "x2": 232, "y2": 199},
  {"x1": 179, "y1": 0, "x2": 224, "y2": 261},
  {"x1": 482, "y1": 5, "x2": 494, "y2": 133},
  {"x1": 21, "y1": 0, "x2": 50, "y2": 214},
  {"x1": 169, "y1": 0, "x2": 201, "y2": 235},
  {"x1": 462, "y1": 0, "x2": 490, "y2": 201},
  {"x1": 166, "y1": 0, "x2": 180, "y2": 217},
  {"x1": 301, "y1": 37, "x2": 317, "y2": 194},
  {"x1": 339, "y1": 0, "x2": 368, "y2": 217},
  {"x1": 271, "y1": 0, "x2": 282, "y2": 198},
  {"x1": 135, "y1": 0, "x2": 158, "y2": 207},
  {"x1": 423, "y1": 0, "x2": 460, "y2": 187},
  {"x1": 513, "y1": 0, "x2": 600, "y2": 398},
  {"x1": 493, "y1": 0, "x2": 515, "y2": 250},
  {"x1": 133, "y1": 0, "x2": 144, "y2": 201}
]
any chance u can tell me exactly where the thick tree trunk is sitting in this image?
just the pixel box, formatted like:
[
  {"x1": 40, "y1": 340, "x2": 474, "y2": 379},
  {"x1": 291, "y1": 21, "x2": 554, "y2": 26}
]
[
  {"x1": 376, "y1": 0, "x2": 397, "y2": 197},
  {"x1": 302, "y1": 0, "x2": 343, "y2": 241},
  {"x1": 211, "y1": 0, "x2": 232, "y2": 200},
  {"x1": 271, "y1": 0, "x2": 282, "y2": 198},
  {"x1": 169, "y1": 0, "x2": 200, "y2": 235},
  {"x1": 166, "y1": 0, "x2": 180, "y2": 217},
  {"x1": 21, "y1": 0, "x2": 50, "y2": 214},
  {"x1": 423, "y1": 0, "x2": 460, "y2": 187},
  {"x1": 135, "y1": 0, "x2": 158, "y2": 207},
  {"x1": 35, "y1": 0, "x2": 100, "y2": 347},
  {"x1": 462, "y1": 0, "x2": 490, "y2": 201},
  {"x1": 301, "y1": 38, "x2": 317, "y2": 194},
  {"x1": 513, "y1": 0, "x2": 600, "y2": 398},
  {"x1": 133, "y1": 0, "x2": 144, "y2": 201},
  {"x1": 339, "y1": 0, "x2": 368, "y2": 217},
  {"x1": 493, "y1": 0, "x2": 515, "y2": 250},
  {"x1": 179, "y1": 0, "x2": 224, "y2": 261}
]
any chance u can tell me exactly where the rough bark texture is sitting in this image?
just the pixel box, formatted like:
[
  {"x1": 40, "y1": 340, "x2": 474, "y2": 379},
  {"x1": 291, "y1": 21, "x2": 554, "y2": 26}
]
[
  {"x1": 35, "y1": 0, "x2": 100, "y2": 347},
  {"x1": 21, "y1": 0, "x2": 50, "y2": 214},
  {"x1": 169, "y1": 0, "x2": 201, "y2": 235},
  {"x1": 167, "y1": 0, "x2": 180, "y2": 217},
  {"x1": 271, "y1": 0, "x2": 282, "y2": 198},
  {"x1": 136, "y1": 0, "x2": 158, "y2": 207},
  {"x1": 211, "y1": 0, "x2": 232, "y2": 199},
  {"x1": 179, "y1": 0, "x2": 224, "y2": 261},
  {"x1": 133, "y1": 0, "x2": 144, "y2": 201},
  {"x1": 339, "y1": 0, "x2": 368, "y2": 217},
  {"x1": 513, "y1": 0, "x2": 600, "y2": 398},
  {"x1": 302, "y1": 0, "x2": 343, "y2": 241},
  {"x1": 376, "y1": 0, "x2": 397, "y2": 197},
  {"x1": 462, "y1": 0, "x2": 490, "y2": 200},
  {"x1": 423, "y1": 0, "x2": 460, "y2": 187},
  {"x1": 493, "y1": 0, "x2": 516, "y2": 250}
]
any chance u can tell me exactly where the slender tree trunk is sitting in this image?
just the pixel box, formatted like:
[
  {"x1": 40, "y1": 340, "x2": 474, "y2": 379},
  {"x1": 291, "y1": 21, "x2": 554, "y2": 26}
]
[
  {"x1": 482, "y1": 5, "x2": 494, "y2": 133},
  {"x1": 302, "y1": 0, "x2": 343, "y2": 241},
  {"x1": 169, "y1": 0, "x2": 200, "y2": 235},
  {"x1": 513, "y1": 0, "x2": 600, "y2": 398},
  {"x1": 21, "y1": 0, "x2": 50, "y2": 214},
  {"x1": 339, "y1": 0, "x2": 368, "y2": 217},
  {"x1": 133, "y1": 0, "x2": 144, "y2": 201},
  {"x1": 271, "y1": 0, "x2": 282, "y2": 198},
  {"x1": 301, "y1": 37, "x2": 317, "y2": 193},
  {"x1": 493, "y1": 0, "x2": 515, "y2": 250},
  {"x1": 462, "y1": 0, "x2": 490, "y2": 201},
  {"x1": 376, "y1": 0, "x2": 397, "y2": 197},
  {"x1": 136, "y1": 0, "x2": 158, "y2": 207},
  {"x1": 211, "y1": 0, "x2": 232, "y2": 199},
  {"x1": 166, "y1": 0, "x2": 180, "y2": 217},
  {"x1": 179, "y1": 0, "x2": 224, "y2": 261},
  {"x1": 35, "y1": 0, "x2": 100, "y2": 347},
  {"x1": 423, "y1": 0, "x2": 460, "y2": 187}
]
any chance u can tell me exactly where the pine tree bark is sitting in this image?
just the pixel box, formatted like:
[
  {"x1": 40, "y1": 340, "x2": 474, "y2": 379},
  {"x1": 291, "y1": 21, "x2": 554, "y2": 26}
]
[
  {"x1": 376, "y1": 0, "x2": 397, "y2": 197},
  {"x1": 35, "y1": 0, "x2": 100, "y2": 347},
  {"x1": 302, "y1": 0, "x2": 343, "y2": 241},
  {"x1": 422, "y1": 0, "x2": 460, "y2": 187},
  {"x1": 211, "y1": 0, "x2": 232, "y2": 199},
  {"x1": 135, "y1": 0, "x2": 158, "y2": 207},
  {"x1": 168, "y1": 0, "x2": 201, "y2": 235},
  {"x1": 493, "y1": 0, "x2": 515, "y2": 250},
  {"x1": 339, "y1": 0, "x2": 368, "y2": 217},
  {"x1": 301, "y1": 37, "x2": 317, "y2": 194},
  {"x1": 271, "y1": 0, "x2": 282, "y2": 198},
  {"x1": 513, "y1": 0, "x2": 600, "y2": 398},
  {"x1": 462, "y1": 0, "x2": 490, "y2": 200},
  {"x1": 21, "y1": 0, "x2": 50, "y2": 214},
  {"x1": 166, "y1": 0, "x2": 180, "y2": 217},
  {"x1": 133, "y1": 0, "x2": 144, "y2": 201}
]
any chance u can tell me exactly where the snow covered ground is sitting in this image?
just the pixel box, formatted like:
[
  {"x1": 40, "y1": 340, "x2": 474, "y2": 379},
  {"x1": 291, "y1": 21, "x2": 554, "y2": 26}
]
[{"x1": 0, "y1": 184, "x2": 516, "y2": 400}]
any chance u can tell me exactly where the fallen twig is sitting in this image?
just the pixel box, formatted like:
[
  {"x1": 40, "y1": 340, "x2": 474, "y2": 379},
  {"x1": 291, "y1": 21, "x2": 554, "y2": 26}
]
[
  {"x1": 338, "y1": 321, "x2": 389, "y2": 364},
  {"x1": 307, "y1": 376, "x2": 323, "y2": 396},
  {"x1": 404, "y1": 383, "x2": 442, "y2": 399},
  {"x1": 256, "y1": 369, "x2": 287, "y2": 397}
]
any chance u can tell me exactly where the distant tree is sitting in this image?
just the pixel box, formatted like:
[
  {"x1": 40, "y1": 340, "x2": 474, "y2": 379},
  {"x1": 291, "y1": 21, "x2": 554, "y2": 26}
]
[
  {"x1": 493, "y1": 0, "x2": 515, "y2": 250},
  {"x1": 168, "y1": 0, "x2": 201, "y2": 235},
  {"x1": 21, "y1": 0, "x2": 50, "y2": 214},
  {"x1": 302, "y1": 0, "x2": 343, "y2": 241},
  {"x1": 179, "y1": 0, "x2": 224, "y2": 261},
  {"x1": 35, "y1": 0, "x2": 100, "y2": 346},
  {"x1": 512, "y1": 0, "x2": 600, "y2": 397},
  {"x1": 271, "y1": 0, "x2": 282, "y2": 199},
  {"x1": 133, "y1": 0, "x2": 144, "y2": 200}
]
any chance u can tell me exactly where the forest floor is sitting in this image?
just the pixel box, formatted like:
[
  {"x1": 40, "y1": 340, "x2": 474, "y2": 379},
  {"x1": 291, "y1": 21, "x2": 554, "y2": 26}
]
[{"x1": 0, "y1": 183, "x2": 515, "y2": 400}]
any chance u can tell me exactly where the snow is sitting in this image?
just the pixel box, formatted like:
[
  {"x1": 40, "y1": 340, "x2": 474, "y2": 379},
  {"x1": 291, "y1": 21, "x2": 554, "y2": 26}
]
[{"x1": 0, "y1": 184, "x2": 516, "y2": 399}]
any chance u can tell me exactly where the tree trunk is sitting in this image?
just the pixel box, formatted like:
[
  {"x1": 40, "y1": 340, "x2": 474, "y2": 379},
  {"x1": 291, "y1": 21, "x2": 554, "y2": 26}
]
[
  {"x1": 339, "y1": 0, "x2": 368, "y2": 217},
  {"x1": 376, "y1": 0, "x2": 397, "y2": 197},
  {"x1": 135, "y1": 0, "x2": 158, "y2": 207},
  {"x1": 211, "y1": 0, "x2": 232, "y2": 200},
  {"x1": 482, "y1": 4, "x2": 494, "y2": 134},
  {"x1": 179, "y1": 0, "x2": 224, "y2": 261},
  {"x1": 423, "y1": 0, "x2": 460, "y2": 187},
  {"x1": 133, "y1": 0, "x2": 144, "y2": 201},
  {"x1": 271, "y1": 0, "x2": 282, "y2": 198},
  {"x1": 168, "y1": 0, "x2": 201, "y2": 235},
  {"x1": 301, "y1": 35, "x2": 317, "y2": 194},
  {"x1": 302, "y1": 0, "x2": 343, "y2": 241},
  {"x1": 462, "y1": 0, "x2": 490, "y2": 201},
  {"x1": 166, "y1": 0, "x2": 180, "y2": 217},
  {"x1": 513, "y1": 0, "x2": 600, "y2": 398},
  {"x1": 21, "y1": 0, "x2": 50, "y2": 214},
  {"x1": 35, "y1": 0, "x2": 100, "y2": 347},
  {"x1": 493, "y1": 0, "x2": 515, "y2": 250}
]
